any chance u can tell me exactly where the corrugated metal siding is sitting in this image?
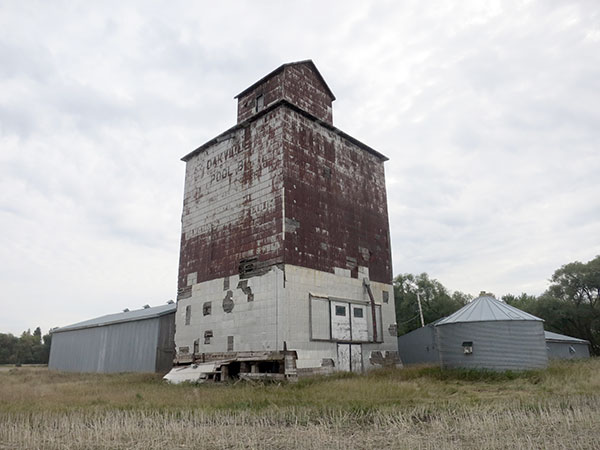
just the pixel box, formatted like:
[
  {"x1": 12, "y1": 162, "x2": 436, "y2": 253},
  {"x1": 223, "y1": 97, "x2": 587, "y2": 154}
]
[
  {"x1": 436, "y1": 321, "x2": 548, "y2": 370},
  {"x1": 49, "y1": 318, "x2": 161, "y2": 373},
  {"x1": 155, "y1": 313, "x2": 176, "y2": 372},
  {"x1": 397, "y1": 325, "x2": 439, "y2": 365},
  {"x1": 547, "y1": 341, "x2": 590, "y2": 360}
]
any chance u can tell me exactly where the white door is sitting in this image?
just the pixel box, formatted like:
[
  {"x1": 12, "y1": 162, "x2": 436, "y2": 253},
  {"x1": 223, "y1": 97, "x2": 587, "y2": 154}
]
[
  {"x1": 337, "y1": 344, "x2": 350, "y2": 371},
  {"x1": 331, "y1": 301, "x2": 351, "y2": 340},
  {"x1": 350, "y1": 344, "x2": 363, "y2": 373},
  {"x1": 350, "y1": 305, "x2": 368, "y2": 341}
]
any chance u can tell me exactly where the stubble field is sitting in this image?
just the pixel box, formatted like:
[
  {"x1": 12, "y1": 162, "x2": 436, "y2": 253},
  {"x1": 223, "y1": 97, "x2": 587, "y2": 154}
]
[{"x1": 1, "y1": 359, "x2": 599, "y2": 449}]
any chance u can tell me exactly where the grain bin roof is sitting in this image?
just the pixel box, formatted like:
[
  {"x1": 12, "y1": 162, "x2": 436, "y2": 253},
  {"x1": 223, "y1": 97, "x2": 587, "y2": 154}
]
[
  {"x1": 435, "y1": 295, "x2": 542, "y2": 326},
  {"x1": 544, "y1": 330, "x2": 590, "y2": 344},
  {"x1": 51, "y1": 303, "x2": 176, "y2": 334}
]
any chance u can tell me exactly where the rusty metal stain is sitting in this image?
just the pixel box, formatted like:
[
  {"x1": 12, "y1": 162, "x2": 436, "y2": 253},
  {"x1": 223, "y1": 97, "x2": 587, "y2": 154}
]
[{"x1": 178, "y1": 61, "x2": 392, "y2": 294}]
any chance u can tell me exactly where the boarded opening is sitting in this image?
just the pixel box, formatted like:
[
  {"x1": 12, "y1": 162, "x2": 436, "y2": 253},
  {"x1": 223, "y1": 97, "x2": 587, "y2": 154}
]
[{"x1": 238, "y1": 257, "x2": 258, "y2": 278}]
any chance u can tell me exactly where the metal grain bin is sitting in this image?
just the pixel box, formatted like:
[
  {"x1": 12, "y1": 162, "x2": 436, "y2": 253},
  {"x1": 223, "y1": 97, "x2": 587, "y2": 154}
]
[
  {"x1": 397, "y1": 323, "x2": 439, "y2": 365},
  {"x1": 435, "y1": 294, "x2": 547, "y2": 371}
]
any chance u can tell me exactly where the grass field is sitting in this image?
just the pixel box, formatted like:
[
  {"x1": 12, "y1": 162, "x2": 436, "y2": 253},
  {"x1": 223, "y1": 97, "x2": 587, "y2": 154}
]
[{"x1": 1, "y1": 359, "x2": 599, "y2": 449}]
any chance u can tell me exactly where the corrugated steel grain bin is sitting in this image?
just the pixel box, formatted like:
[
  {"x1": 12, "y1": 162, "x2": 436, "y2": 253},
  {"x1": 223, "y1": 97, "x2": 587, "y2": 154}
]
[
  {"x1": 49, "y1": 303, "x2": 175, "y2": 373},
  {"x1": 397, "y1": 323, "x2": 439, "y2": 365},
  {"x1": 545, "y1": 330, "x2": 591, "y2": 360},
  {"x1": 435, "y1": 294, "x2": 548, "y2": 371}
]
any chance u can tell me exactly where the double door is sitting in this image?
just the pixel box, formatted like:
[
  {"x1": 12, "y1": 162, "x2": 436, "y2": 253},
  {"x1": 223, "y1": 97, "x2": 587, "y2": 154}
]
[
  {"x1": 337, "y1": 343, "x2": 363, "y2": 372},
  {"x1": 330, "y1": 301, "x2": 367, "y2": 372}
]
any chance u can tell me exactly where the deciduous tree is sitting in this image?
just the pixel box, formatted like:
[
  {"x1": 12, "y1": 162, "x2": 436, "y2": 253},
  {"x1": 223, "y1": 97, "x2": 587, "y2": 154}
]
[{"x1": 394, "y1": 273, "x2": 471, "y2": 335}]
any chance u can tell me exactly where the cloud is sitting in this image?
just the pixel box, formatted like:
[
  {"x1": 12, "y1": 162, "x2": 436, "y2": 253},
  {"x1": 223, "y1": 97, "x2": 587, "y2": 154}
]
[{"x1": 1, "y1": 1, "x2": 599, "y2": 334}]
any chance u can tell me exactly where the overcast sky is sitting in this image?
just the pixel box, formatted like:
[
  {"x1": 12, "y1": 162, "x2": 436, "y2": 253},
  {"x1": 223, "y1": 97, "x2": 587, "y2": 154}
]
[{"x1": 1, "y1": 1, "x2": 599, "y2": 335}]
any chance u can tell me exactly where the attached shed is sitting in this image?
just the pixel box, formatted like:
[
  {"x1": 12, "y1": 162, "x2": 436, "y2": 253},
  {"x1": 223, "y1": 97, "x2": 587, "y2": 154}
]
[
  {"x1": 396, "y1": 322, "x2": 439, "y2": 365},
  {"x1": 545, "y1": 330, "x2": 591, "y2": 360},
  {"x1": 435, "y1": 294, "x2": 548, "y2": 371},
  {"x1": 49, "y1": 303, "x2": 175, "y2": 373}
]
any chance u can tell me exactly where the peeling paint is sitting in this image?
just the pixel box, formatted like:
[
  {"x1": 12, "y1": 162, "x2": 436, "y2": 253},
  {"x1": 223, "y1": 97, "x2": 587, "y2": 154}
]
[{"x1": 173, "y1": 61, "x2": 398, "y2": 375}]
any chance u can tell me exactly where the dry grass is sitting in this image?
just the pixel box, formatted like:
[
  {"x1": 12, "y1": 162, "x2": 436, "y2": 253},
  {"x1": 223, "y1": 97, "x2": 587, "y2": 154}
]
[{"x1": 1, "y1": 359, "x2": 599, "y2": 449}]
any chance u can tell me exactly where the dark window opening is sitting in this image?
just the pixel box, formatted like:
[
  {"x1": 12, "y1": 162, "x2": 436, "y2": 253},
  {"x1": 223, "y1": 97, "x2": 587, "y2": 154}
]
[
  {"x1": 382, "y1": 291, "x2": 389, "y2": 303},
  {"x1": 185, "y1": 305, "x2": 191, "y2": 325},
  {"x1": 203, "y1": 302, "x2": 212, "y2": 316},
  {"x1": 227, "y1": 336, "x2": 234, "y2": 351},
  {"x1": 353, "y1": 307, "x2": 363, "y2": 318},
  {"x1": 193, "y1": 339, "x2": 199, "y2": 354},
  {"x1": 255, "y1": 94, "x2": 264, "y2": 112},
  {"x1": 335, "y1": 305, "x2": 346, "y2": 316},
  {"x1": 239, "y1": 257, "x2": 258, "y2": 278},
  {"x1": 204, "y1": 330, "x2": 213, "y2": 344}
]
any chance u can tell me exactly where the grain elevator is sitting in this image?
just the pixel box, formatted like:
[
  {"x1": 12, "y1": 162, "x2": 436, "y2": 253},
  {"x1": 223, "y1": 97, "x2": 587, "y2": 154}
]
[{"x1": 168, "y1": 60, "x2": 399, "y2": 382}]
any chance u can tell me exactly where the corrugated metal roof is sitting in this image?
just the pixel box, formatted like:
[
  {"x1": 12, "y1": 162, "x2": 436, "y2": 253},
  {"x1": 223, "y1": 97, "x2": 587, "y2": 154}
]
[
  {"x1": 51, "y1": 303, "x2": 176, "y2": 333},
  {"x1": 544, "y1": 330, "x2": 590, "y2": 344},
  {"x1": 435, "y1": 295, "x2": 542, "y2": 325}
]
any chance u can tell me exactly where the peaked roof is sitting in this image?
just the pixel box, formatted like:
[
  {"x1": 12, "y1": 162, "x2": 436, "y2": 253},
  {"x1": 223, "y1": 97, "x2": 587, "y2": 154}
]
[
  {"x1": 435, "y1": 295, "x2": 543, "y2": 326},
  {"x1": 234, "y1": 59, "x2": 336, "y2": 101},
  {"x1": 544, "y1": 330, "x2": 590, "y2": 344},
  {"x1": 51, "y1": 303, "x2": 176, "y2": 333}
]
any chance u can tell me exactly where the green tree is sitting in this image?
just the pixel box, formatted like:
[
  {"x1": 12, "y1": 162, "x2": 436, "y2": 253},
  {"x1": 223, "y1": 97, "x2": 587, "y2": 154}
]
[
  {"x1": 40, "y1": 333, "x2": 52, "y2": 363},
  {"x1": 539, "y1": 256, "x2": 600, "y2": 354},
  {"x1": 502, "y1": 293, "x2": 538, "y2": 312},
  {"x1": 0, "y1": 327, "x2": 52, "y2": 365},
  {"x1": 33, "y1": 327, "x2": 42, "y2": 343},
  {"x1": 0, "y1": 333, "x2": 19, "y2": 364},
  {"x1": 394, "y1": 273, "x2": 471, "y2": 335}
]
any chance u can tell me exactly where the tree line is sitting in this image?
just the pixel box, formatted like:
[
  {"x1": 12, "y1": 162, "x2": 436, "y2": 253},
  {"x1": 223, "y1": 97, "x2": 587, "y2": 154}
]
[
  {"x1": 395, "y1": 255, "x2": 600, "y2": 355},
  {"x1": 0, "y1": 327, "x2": 52, "y2": 364}
]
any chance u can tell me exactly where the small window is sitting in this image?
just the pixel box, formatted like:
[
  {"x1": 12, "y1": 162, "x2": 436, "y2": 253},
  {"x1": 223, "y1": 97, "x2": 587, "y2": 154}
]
[
  {"x1": 204, "y1": 330, "x2": 213, "y2": 344},
  {"x1": 353, "y1": 307, "x2": 364, "y2": 318},
  {"x1": 185, "y1": 305, "x2": 191, "y2": 325},
  {"x1": 193, "y1": 339, "x2": 199, "y2": 354},
  {"x1": 203, "y1": 302, "x2": 211, "y2": 316},
  {"x1": 382, "y1": 291, "x2": 389, "y2": 303},
  {"x1": 227, "y1": 336, "x2": 234, "y2": 351},
  {"x1": 462, "y1": 341, "x2": 473, "y2": 355},
  {"x1": 255, "y1": 94, "x2": 264, "y2": 112},
  {"x1": 335, "y1": 305, "x2": 346, "y2": 316}
]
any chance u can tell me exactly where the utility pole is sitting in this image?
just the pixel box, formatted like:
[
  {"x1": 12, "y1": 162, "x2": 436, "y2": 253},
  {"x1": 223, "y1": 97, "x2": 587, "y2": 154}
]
[{"x1": 416, "y1": 291, "x2": 425, "y2": 328}]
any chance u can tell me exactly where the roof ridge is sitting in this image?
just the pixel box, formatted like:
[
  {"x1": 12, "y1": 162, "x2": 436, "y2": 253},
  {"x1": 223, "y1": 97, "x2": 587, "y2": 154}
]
[
  {"x1": 234, "y1": 60, "x2": 336, "y2": 101},
  {"x1": 436, "y1": 295, "x2": 543, "y2": 325}
]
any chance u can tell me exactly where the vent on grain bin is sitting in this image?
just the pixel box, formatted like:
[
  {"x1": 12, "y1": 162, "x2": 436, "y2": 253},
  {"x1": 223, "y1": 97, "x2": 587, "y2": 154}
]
[{"x1": 462, "y1": 341, "x2": 473, "y2": 355}]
